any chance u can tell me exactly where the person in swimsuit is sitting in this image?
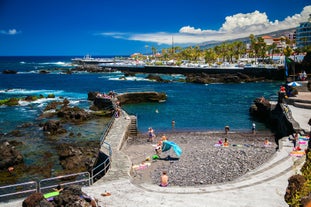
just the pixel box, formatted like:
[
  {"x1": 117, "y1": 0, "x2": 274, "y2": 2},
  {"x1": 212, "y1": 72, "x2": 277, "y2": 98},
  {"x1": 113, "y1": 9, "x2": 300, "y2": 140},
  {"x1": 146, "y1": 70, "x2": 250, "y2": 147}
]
[{"x1": 160, "y1": 171, "x2": 168, "y2": 187}]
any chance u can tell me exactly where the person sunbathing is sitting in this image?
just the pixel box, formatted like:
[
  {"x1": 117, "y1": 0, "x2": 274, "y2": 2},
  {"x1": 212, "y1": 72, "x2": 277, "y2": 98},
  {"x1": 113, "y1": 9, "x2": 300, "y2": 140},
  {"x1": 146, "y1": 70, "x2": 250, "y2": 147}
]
[
  {"x1": 264, "y1": 138, "x2": 270, "y2": 146},
  {"x1": 223, "y1": 138, "x2": 229, "y2": 147}
]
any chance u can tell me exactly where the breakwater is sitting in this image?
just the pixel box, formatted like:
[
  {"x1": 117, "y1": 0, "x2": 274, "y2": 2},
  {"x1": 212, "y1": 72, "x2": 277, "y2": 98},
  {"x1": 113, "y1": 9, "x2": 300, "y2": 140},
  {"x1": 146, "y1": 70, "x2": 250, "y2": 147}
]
[{"x1": 106, "y1": 65, "x2": 285, "y2": 80}]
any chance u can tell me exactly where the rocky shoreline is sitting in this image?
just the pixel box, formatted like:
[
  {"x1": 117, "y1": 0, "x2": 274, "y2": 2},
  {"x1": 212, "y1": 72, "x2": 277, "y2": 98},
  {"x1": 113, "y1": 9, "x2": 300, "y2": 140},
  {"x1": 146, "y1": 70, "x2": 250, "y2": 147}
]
[{"x1": 123, "y1": 131, "x2": 277, "y2": 186}]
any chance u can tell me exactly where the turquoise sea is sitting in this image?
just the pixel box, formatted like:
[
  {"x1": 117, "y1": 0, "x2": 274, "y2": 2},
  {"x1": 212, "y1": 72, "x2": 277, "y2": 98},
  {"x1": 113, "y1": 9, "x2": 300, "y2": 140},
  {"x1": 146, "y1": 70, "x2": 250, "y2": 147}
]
[{"x1": 0, "y1": 56, "x2": 281, "y2": 182}]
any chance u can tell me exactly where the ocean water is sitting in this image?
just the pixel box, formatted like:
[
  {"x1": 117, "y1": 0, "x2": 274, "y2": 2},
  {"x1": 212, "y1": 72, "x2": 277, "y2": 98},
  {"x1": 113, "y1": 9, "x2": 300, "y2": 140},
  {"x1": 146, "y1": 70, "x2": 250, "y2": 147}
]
[
  {"x1": 0, "y1": 56, "x2": 281, "y2": 182},
  {"x1": 0, "y1": 56, "x2": 282, "y2": 133}
]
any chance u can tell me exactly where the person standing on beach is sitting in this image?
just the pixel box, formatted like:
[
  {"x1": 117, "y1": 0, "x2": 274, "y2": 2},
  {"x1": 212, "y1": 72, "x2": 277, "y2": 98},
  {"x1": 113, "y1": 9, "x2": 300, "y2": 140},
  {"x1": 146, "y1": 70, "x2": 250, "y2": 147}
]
[
  {"x1": 225, "y1": 126, "x2": 230, "y2": 134},
  {"x1": 252, "y1": 122, "x2": 256, "y2": 134},
  {"x1": 171, "y1": 120, "x2": 175, "y2": 130}
]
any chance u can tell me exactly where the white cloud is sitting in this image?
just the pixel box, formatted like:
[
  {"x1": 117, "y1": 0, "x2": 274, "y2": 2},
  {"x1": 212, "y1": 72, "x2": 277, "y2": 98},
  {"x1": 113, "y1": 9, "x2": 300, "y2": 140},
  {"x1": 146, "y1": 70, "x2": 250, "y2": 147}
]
[
  {"x1": 179, "y1": 26, "x2": 217, "y2": 34},
  {"x1": 100, "y1": 5, "x2": 311, "y2": 45},
  {"x1": 0, "y1": 29, "x2": 20, "y2": 35}
]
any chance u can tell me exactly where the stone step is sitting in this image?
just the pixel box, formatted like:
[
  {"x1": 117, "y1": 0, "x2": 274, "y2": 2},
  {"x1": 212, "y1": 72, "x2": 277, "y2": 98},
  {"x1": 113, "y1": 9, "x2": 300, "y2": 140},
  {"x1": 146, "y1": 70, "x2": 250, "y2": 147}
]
[{"x1": 294, "y1": 101, "x2": 311, "y2": 109}]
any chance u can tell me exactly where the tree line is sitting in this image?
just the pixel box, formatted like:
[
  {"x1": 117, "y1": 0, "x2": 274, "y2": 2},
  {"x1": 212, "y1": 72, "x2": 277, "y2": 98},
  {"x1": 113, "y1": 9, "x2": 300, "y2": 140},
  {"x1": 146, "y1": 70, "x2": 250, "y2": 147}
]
[{"x1": 139, "y1": 34, "x2": 311, "y2": 65}]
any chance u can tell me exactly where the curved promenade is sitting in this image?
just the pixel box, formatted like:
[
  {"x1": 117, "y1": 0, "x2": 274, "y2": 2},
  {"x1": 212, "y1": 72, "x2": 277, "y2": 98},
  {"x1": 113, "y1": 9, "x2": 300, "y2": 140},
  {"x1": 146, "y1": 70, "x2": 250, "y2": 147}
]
[{"x1": 81, "y1": 108, "x2": 309, "y2": 207}]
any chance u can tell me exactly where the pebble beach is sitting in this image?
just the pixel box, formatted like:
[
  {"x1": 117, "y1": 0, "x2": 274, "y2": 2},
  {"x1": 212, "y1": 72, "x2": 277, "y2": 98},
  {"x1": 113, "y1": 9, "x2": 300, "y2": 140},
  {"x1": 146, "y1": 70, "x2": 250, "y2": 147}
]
[{"x1": 123, "y1": 131, "x2": 277, "y2": 187}]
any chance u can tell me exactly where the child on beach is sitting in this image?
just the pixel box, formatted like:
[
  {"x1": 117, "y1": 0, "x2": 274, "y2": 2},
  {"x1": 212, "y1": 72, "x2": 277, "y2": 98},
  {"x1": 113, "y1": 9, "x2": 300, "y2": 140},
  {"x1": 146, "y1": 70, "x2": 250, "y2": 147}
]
[
  {"x1": 160, "y1": 171, "x2": 168, "y2": 187},
  {"x1": 148, "y1": 127, "x2": 155, "y2": 142}
]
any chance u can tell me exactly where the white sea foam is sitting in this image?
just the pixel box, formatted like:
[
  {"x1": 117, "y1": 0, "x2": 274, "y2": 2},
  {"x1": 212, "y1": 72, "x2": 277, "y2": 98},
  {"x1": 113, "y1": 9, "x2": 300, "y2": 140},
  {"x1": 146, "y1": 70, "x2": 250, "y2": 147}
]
[
  {"x1": 69, "y1": 100, "x2": 80, "y2": 105},
  {"x1": 39, "y1": 61, "x2": 67, "y2": 65},
  {"x1": 0, "y1": 88, "x2": 64, "y2": 95},
  {"x1": 43, "y1": 109, "x2": 56, "y2": 113},
  {"x1": 18, "y1": 70, "x2": 38, "y2": 74},
  {"x1": 108, "y1": 76, "x2": 149, "y2": 81},
  {"x1": 18, "y1": 98, "x2": 55, "y2": 106}
]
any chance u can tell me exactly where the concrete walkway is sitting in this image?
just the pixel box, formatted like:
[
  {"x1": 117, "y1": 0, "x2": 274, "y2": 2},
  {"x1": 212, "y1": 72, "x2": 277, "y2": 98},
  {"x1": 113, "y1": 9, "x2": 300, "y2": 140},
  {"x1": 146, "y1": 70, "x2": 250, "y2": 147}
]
[{"x1": 81, "y1": 108, "x2": 310, "y2": 207}]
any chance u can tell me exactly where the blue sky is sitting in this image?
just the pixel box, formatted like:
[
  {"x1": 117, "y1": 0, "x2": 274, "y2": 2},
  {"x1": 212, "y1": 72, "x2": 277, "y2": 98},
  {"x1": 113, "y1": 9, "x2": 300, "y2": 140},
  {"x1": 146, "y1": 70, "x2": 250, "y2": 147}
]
[{"x1": 0, "y1": 0, "x2": 310, "y2": 56}]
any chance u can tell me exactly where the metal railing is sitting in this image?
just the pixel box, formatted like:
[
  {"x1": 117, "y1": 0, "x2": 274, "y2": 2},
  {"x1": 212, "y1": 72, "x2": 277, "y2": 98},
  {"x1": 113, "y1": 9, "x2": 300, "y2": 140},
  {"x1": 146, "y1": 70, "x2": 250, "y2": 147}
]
[
  {"x1": 91, "y1": 142, "x2": 112, "y2": 185},
  {"x1": 0, "y1": 181, "x2": 37, "y2": 202},
  {"x1": 100, "y1": 114, "x2": 115, "y2": 146},
  {"x1": 38, "y1": 172, "x2": 91, "y2": 194}
]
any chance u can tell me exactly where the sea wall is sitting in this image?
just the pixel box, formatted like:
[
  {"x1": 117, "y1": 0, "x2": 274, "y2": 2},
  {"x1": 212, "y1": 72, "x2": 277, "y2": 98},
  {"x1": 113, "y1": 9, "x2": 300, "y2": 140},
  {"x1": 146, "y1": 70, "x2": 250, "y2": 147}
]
[{"x1": 108, "y1": 65, "x2": 285, "y2": 80}]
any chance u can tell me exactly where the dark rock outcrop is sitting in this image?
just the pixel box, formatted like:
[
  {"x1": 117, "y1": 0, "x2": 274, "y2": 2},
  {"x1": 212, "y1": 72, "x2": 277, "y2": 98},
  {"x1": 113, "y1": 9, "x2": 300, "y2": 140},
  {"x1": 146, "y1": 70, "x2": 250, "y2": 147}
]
[
  {"x1": 116, "y1": 92, "x2": 167, "y2": 104},
  {"x1": 2, "y1": 70, "x2": 17, "y2": 74},
  {"x1": 249, "y1": 97, "x2": 295, "y2": 145},
  {"x1": 41, "y1": 120, "x2": 67, "y2": 135},
  {"x1": 23, "y1": 185, "x2": 95, "y2": 207},
  {"x1": 0, "y1": 141, "x2": 24, "y2": 169},
  {"x1": 57, "y1": 106, "x2": 93, "y2": 122},
  {"x1": 92, "y1": 97, "x2": 114, "y2": 110},
  {"x1": 72, "y1": 65, "x2": 117, "y2": 73},
  {"x1": 22, "y1": 192, "x2": 53, "y2": 207},
  {"x1": 249, "y1": 97, "x2": 271, "y2": 122},
  {"x1": 87, "y1": 91, "x2": 100, "y2": 101},
  {"x1": 56, "y1": 142, "x2": 99, "y2": 172},
  {"x1": 39, "y1": 70, "x2": 50, "y2": 74},
  {"x1": 146, "y1": 74, "x2": 170, "y2": 82}
]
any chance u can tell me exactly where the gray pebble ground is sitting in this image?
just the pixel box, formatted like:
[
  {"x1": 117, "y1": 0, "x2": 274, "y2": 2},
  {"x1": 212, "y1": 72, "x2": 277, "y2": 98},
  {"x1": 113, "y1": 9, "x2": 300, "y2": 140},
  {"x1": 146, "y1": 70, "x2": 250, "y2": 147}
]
[{"x1": 124, "y1": 131, "x2": 277, "y2": 187}]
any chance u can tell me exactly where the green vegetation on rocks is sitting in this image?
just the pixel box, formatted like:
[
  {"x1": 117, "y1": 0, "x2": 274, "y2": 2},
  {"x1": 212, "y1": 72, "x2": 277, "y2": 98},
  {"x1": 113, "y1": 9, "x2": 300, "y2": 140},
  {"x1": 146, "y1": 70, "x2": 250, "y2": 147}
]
[
  {"x1": 0, "y1": 98, "x2": 20, "y2": 106},
  {"x1": 286, "y1": 152, "x2": 311, "y2": 207},
  {"x1": 47, "y1": 94, "x2": 55, "y2": 98}
]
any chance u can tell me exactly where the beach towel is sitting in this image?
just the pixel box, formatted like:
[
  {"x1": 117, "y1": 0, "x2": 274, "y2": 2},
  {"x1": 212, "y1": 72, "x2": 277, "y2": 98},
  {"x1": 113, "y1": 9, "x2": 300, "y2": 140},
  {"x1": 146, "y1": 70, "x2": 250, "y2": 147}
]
[
  {"x1": 132, "y1": 162, "x2": 151, "y2": 170},
  {"x1": 299, "y1": 141, "x2": 307, "y2": 145},
  {"x1": 44, "y1": 191, "x2": 59, "y2": 201},
  {"x1": 290, "y1": 151, "x2": 306, "y2": 157}
]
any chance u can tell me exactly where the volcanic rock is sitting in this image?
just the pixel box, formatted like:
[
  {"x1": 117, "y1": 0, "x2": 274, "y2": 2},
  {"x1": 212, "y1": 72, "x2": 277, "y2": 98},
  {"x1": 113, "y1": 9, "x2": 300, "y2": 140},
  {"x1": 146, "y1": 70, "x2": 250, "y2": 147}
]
[
  {"x1": 0, "y1": 141, "x2": 24, "y2": 169},
  {"x1": 2, "y1": 70, "x2": 17, "y2": 74},
  {"x1": 57, "y1": 142, "x2": 99, "y2": 172},
  {"x1": 42, "y1": 120, "x2": 67, "y2": 135},
  {"x1": 116, "y1": 91, "x2": 167, "y2": 104},
  {"x1": 22, "y1": 192, "x2": 53, "y2": 207}
]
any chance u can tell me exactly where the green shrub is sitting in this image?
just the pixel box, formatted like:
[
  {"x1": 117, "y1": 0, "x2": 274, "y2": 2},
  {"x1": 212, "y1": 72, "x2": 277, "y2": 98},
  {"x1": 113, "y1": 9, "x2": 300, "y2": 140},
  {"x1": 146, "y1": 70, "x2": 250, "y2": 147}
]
[{"x1": 47, "y1": 94, "x2": 55, "y2": 98}]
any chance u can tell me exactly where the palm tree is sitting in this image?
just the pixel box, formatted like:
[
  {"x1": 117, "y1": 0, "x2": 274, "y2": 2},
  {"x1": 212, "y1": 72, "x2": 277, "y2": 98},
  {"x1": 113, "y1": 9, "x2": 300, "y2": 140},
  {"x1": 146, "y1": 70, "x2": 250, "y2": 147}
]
[
  {"x1": 232, "y1": 41, "x2": 246, "y2": 62},
  {"x1": 151, "y1": 46, "x2": 157, "y2": 57},
  {"x1": 144, "y1": 45, "x2": 149, "y2": 55},
  {"x1": 268, "y1": 43, "x2": 277, "y2": 63},
  {"x1": 204, "y1": 48, "x2": 217, "y2": 63}
]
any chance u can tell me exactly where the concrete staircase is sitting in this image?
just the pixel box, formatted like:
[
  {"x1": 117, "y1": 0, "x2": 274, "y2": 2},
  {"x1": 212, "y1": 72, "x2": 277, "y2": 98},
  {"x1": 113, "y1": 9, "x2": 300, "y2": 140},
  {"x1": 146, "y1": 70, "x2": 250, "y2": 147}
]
[
  {"x1": 128, "y1": 115, "x2": 138, "y2": 136},
  {"x1": 286, "y1": 92, "x2": 311, "y2": 109}
]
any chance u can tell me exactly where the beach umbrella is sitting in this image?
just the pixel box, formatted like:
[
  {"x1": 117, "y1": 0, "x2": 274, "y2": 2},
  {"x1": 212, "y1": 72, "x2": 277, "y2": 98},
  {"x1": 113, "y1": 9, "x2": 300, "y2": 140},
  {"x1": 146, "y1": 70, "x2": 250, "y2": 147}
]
[{"x1": 287, "y1": 82, "x2": 301, "y2": 87}]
